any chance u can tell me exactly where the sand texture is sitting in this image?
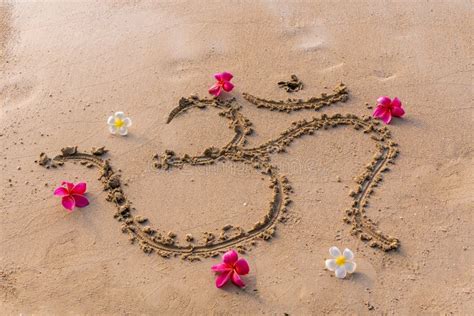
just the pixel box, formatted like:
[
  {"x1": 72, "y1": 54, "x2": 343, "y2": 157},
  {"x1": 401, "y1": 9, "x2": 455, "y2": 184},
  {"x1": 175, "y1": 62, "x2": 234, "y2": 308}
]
[{"x1": 0, "y1": 1, "x2": 472, "y2": 314}]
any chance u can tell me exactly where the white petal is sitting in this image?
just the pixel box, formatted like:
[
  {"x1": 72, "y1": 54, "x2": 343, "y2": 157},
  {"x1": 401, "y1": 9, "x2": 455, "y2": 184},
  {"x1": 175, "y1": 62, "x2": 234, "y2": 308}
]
[
  {"x1": 118, "y1": 126, "x2": 128, "y2": 136},
  {"x1": 343, "y1": 248, "x2": 354, "y2": 260},
  {"x1": 325, "y1": 259, "x2": 336, "y2": 271},
  {"x1": 335, "y1": 267, "x2": 347, "y2": 279},
  {"x1": 344, "y1": 261, "x2": 356, "y2": 274},
  {"x1": 122, "y1": 117, "x2": 132, "y2": 127},
  {"x1": 329, "y1": 246, "x2": 341, "y2": 257},
  {"x1": 107, "y1": 116, "x2": 115, "y2": 125},
  {"x1": 115, "y1": 111, "x2": 125, "y2": 119},
  {"x1": 109, "y1": 125, "x2": 117, "y2": 134}
]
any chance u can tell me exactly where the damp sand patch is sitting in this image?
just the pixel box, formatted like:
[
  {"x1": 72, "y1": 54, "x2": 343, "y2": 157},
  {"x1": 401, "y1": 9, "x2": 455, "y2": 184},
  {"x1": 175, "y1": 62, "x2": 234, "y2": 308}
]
[{"x1": 39, "y1": 83, "x2": 400, "y2": 261}]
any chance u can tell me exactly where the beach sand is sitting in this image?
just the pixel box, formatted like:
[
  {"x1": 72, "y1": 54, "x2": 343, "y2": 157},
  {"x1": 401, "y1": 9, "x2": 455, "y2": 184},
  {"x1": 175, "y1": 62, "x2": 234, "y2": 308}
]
[{"x1": 0, "y1": 1, "x2": 472, "y2": 314}]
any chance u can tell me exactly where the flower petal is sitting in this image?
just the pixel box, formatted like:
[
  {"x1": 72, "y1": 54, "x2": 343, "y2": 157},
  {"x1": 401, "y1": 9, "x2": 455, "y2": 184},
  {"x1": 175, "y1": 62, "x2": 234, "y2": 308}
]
[
  {"x1": 118, "y1": 126, "x2": 128, "y2": 136},
  {"x1": 211, "y1": 263, "x2": 232, "y2": 273},
  {"x1": 122, "y1": 117, "x2": 132, "y2": 127},
  {"x1": 222, "y1": 249, "x2": 238, "y2": 265},
  {"x1": 344, "y1": 261, "x2": 356, "y2": 274},
  {"x1": 372, "y1": 105, "x2": 386, "y2": 118},
  {"x1": 222, "y1": 81, "x2": 234, "y2": 92},
  {"x1": 215, "y1": 72, "x2": 233, "y2": 82},
  {"x1": 234, "y1": 258, "x2": 249, "y2": 275},
  {"x1": 214, "y1": 73, "x2": 223, "y2": 81},
  {"x1": 72, "y1": 182, "x2": 87, "y2": 195},
  {"x1": 391, "y1": 105, "x2": 405, "y2": 117},
  {"x1": 335, "y1": 266, "x2": 347, "y2": 279},
  {"x1": 221, "y1": 72, "x2": 233, "y2": 81},
  {"x1": 61, "y1": 181, "x2": 74, "y2": 192},
  {"x1": 115, "y1": 112, "x2": 125, "y2": 119},
  {"x1": 107, "y1": 116, "x2": 115, "y2": 125},
  {"x1": 391, "y1": 97, "x2": 401, "y2": 108},
  {"x1": 329, "y1": 246, "x2": 341, "y2": 257},
  {"x1": 61, "y1": 196, "x2": 75, "y2": 211},
  {"x1": 208, "y1": 83, "x2": 222, "y2": 96},
  {"x1": 379, "y1": 109, "x2": 392, "y2": 124},
  {"x1": 231, "y1": 271, "x2": 245, "y2": 287},
  {"x1": 215, "y1": 270, "x2": 232, "y2": 288},
  {"x1": 72, "y1": 194, "x2": 89, "y2": 208},
  {"x1": 343, "y1": 248, "x2": 354, "y2": 260},
  {"x1": 53, "y1": 187, "x2": 68, "y2": 196},
  {"x1": 109, "y1": 125, "x2": 117, "y2": 134},
  {"x1": 325, "y1": 259, "x2": 337, "y2": 271},
  {"x1": 376, "y1": 96, "x2": 391, "y2": 106}
]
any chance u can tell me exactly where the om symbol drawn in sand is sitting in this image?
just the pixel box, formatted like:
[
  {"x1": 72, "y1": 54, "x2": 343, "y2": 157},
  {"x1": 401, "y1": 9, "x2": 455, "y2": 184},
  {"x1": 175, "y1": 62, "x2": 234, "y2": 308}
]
[{"x1": 39, "y1": 83, "x2": 400, "y2": 261}]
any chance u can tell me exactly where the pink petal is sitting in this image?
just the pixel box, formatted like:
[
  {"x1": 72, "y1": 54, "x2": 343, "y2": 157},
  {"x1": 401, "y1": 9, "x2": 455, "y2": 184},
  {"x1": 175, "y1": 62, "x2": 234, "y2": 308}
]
[
  {"x1": 211, "y1": 263, "x2": 232, "y2": 273},
  {"x1": 214, "y1": 73, "x2": 223, "y2": 81},
  {"x1": 215, "y1": 270, "x2": 232, "y2": 288},
  {"x1": 53, "y1": 187, "x2": 68, "y2": 196},
  {"x1": 72, "y1": 182, "x2": 87, "y2": 195},
  {"x1": 61, "y1": 196, "x2": 75, "y2": 211},
  {"x1": 214, "y1": 72, "x2": 233, "y2": 82},
  {"x1": 376, "y1": 96, "x2": 391, "y2": 106},
  {"x1": 61, "y1": 181, "x2": 74, "y2": 192},
  {"x1": 208, "y1": 83, "x2": 222, "y2": 96},
  {"x1": 379, "y1": 109, "x2": 392, "y2": 124},
  {"x1": 391, "y1": 97, "x2": 401, "y2": 108},
  {"x1": 391, "y1": 105, "x2": 405, "y2": 117},
  {"x1": 234, "y1": 258, "x2": 249, "y2": 275},
  {"x1": 222, "y1": 81, "x2": 234, "y2": 92},
  {"x1": 222, "y1": 249, "x2": 238, "y2": 265},
  {"x1": 72, "y1": 194, "x2": 89, "y2": 208},
  {"x1": 231, "y1": 272, "x2": 245, "y2": 287},
  {"x1": 372, "y1": 105, "x2": 385, "y2": 118}
]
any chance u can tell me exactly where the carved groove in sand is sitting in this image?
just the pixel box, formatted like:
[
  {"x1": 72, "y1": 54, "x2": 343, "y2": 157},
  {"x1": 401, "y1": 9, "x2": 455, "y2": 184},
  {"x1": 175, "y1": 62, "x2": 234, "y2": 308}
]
[{"x1": 39, "y1": 83, "x2": 400, "y2": 261}]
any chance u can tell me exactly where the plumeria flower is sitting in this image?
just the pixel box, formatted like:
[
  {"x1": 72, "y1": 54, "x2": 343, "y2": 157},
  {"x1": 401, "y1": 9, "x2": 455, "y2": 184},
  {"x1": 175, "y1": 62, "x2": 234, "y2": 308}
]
[
  {"x1": 107, "y1": 111, "x2": 132, "y2": 136},
  {"x1": 208, "y1": 71, "x2": 234, "y2": 97},
  {"x1": 325, "y1": 246, "x2": 356, "y2": 279},
  {"x1": 54, "y1": 181, "x2": 89, "y2": 212},
  {"x1": 373, "y1": 96, "x2": 405, "y2": 124},
  {"x1": 211, "y1": 249, "x2": 249, "y2": 288}
]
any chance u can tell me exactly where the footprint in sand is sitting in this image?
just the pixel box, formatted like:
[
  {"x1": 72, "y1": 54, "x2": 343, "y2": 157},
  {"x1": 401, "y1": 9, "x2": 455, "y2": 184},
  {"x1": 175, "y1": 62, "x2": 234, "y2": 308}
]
[{"x1": 373, "y1": 70, "x2": 397, "y2": 82}]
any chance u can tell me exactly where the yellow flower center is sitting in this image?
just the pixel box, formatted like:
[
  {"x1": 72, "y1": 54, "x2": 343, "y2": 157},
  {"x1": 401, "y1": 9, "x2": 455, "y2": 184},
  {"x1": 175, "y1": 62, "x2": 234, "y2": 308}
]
[
  {"x1": 335, "y1": 255, "x2": 346, "y2": 266},
  {"x1": 114, "y1": 118, "x2": 124, "y2": 128}
]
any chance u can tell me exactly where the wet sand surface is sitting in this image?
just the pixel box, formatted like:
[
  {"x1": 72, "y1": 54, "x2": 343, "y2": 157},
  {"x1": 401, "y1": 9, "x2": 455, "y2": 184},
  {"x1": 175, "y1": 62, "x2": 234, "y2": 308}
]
[{"x1": 0, "y1": 1, "x2": 472, "y2": 314}]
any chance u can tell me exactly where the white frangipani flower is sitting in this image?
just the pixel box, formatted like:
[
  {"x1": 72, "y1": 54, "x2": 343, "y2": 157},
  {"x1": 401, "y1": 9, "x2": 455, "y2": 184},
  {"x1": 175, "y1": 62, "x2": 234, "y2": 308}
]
[
  {"x1": 325, "y1": 246, "x2": 356, "y2": 279},
  {"x1": 107, "y1": 112, "x2": 132, "y2": 136}
]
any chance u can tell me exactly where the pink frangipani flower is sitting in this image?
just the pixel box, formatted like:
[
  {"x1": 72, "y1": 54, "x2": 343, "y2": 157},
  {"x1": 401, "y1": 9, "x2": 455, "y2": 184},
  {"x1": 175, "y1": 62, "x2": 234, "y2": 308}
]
[
  {"x1": 54, "y1": 181, "x2": 89, "y2": 212},
  {"x1": 208, "y1": 72, "x2": 234, "y2": 97},
  {"x1": 211, "y1": 249, "x2": 249, "y2": 288},
  {"x1": 372, "y1": 96, "x2": 405, "y2": 124}
]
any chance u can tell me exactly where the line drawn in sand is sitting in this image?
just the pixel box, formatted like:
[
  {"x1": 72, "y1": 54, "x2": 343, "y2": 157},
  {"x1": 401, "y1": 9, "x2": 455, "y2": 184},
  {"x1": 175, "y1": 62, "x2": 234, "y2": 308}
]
[{"x1": 38, "y1": 83, "x2": 400, "y2": 261}]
